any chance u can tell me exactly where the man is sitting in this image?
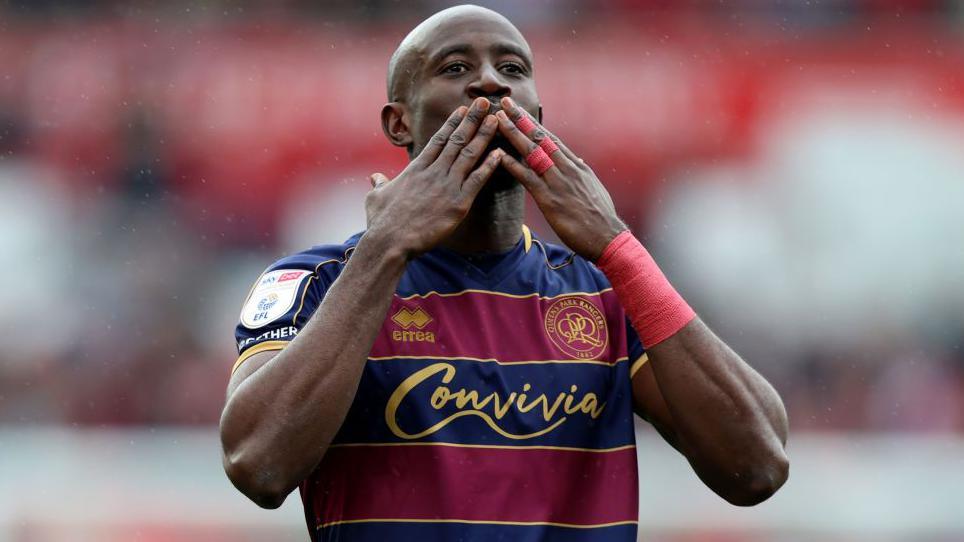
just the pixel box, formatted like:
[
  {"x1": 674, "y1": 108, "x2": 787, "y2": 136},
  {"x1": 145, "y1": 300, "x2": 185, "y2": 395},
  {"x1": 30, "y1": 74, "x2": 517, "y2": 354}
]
[{"x1": 220, "y1": 5, "x2": 789, "y2": 541}]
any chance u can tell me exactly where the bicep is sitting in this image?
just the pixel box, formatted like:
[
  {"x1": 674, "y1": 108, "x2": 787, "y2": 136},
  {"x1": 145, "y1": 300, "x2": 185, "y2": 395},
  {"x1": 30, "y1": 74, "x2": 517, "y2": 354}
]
[{"x1": 631, "y1": 355, "x2": 682, "y2": 451}]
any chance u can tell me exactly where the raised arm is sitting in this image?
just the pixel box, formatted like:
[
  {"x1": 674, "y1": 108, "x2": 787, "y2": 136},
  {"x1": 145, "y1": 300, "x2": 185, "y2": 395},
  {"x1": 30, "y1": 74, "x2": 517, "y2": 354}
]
[
  {"x1": 494, "y1": 97, "x2": 789, "y2": 506},
  {"x1": 219, "y1": 99, "x2": 504, "y2": 508}
]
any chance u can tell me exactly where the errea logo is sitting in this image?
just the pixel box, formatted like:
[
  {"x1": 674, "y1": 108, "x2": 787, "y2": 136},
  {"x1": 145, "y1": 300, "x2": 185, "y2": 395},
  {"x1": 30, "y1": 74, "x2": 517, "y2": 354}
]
[{"x1": 391, "y1": 307, "x2": 436, "y2": 343}]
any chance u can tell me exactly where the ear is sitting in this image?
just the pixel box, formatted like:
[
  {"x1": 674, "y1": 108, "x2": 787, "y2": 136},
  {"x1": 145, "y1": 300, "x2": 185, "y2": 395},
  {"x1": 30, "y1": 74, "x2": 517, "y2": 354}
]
[
  {"x1": 537, "y1": 104, "x2": 543, "y2": 124},
  {"x1": 381, "y1": 102, "x2": 413, "y2": 148}
]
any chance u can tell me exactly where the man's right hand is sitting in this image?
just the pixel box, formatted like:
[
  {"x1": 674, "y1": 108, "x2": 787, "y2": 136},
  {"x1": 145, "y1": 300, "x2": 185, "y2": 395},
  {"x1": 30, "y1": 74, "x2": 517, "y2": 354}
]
[{"x1": 365, "y1": 97, "x2": 503, "y2": 258}]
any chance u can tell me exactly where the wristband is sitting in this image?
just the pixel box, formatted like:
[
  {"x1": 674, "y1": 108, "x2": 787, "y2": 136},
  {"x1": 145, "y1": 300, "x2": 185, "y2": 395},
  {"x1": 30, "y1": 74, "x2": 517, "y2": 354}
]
[{"x1": 596, "y1": 231, "x2": 696, "y2": 347}]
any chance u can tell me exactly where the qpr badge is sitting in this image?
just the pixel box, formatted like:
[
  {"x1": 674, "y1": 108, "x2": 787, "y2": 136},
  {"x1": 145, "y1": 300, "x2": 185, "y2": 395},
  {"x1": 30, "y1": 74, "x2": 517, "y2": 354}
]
[{"x1": 240, "y1": 269, "x2": 311, "y2": 329}]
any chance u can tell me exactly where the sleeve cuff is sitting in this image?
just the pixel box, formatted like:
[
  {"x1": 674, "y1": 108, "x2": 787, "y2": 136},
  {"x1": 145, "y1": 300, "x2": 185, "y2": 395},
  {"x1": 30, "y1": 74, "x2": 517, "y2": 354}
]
[
  {"x1": 629, "y1": 353, "x2": 649, "y2": 378},
  {"x1": 231, "y1": 340, "x2": 290, "y2": 375}
]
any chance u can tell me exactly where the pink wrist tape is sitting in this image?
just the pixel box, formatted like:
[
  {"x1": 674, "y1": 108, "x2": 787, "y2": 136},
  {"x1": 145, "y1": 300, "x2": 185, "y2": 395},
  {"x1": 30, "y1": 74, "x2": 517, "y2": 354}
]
[
  {"x1": 597, "y1": 231, "x2": 696, "y2": 347},
  {"x1": 516, "y1": 115, "x2": 560, "y2": 155}
]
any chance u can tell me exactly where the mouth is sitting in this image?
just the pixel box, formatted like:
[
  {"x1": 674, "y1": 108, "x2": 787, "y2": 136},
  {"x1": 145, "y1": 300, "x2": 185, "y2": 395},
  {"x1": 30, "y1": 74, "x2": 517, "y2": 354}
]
[
  {"x1": 483, "y1": 97, "x2": 504, "y2": 115},
  {"x1": 487, "y1": 133, "x2": 520, "y2": 161},
  {"x1": 477, "y1": 102, "x2": 521, "y2": 159}
]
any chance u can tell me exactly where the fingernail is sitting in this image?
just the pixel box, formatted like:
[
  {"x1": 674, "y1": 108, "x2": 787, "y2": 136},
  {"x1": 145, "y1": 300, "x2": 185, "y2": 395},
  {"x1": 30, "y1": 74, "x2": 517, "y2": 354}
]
[
  {"x1": 496, "y1": 110, "x2": 508, "y2": 121},
  {"x1": 502, "y1": 97, "x2": 514, "y2": 108},
  {"x1": 457, "y1": 106, "x2": 468, "y2": 115}
]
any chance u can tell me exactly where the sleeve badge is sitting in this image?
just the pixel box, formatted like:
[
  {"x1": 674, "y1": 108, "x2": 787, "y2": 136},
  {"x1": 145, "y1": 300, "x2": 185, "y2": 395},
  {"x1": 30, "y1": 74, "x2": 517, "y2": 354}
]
[{"x1": 239, "y1": 269, "x2": 311, "y2": 329}]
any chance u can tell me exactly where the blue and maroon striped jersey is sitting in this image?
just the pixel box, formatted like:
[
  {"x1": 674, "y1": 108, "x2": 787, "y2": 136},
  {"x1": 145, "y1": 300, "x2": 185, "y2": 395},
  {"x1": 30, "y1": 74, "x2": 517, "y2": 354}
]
[{"x1": 234, "y1": 226, "x2": 648, "y2": 542}]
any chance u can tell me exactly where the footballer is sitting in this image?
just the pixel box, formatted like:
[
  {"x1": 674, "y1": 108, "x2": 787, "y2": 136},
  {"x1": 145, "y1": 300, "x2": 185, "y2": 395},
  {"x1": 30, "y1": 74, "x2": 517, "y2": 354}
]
[{"x1": 220, "y1": 5, "x2": 789, "y2": 541}]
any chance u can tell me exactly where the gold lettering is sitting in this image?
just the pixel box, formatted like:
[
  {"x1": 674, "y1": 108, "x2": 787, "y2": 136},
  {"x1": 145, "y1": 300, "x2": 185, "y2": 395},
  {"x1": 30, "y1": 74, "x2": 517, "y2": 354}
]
[
  {"x1": 430, "y1": 386, "x2": 449, "y2": 410},
  {"x1": 544, "y1": 393, "x2": 568, "y2": 421},
  {"x1": 579, "y1": 393, "x2": 606, "y2": 418},
  {"x1": 491, "y1": 393, "x2": 518, "y2": 420},
  {"x1": 451, "y1": 389, "x2": 475, "y2": 409},
  {"x1": 384, "y1": 362, "x2": 605, "y2": 440},
  {"x1": 563, "y1": 384, "x2": 578, "y2": 413},
  {"x1": 390, "y1": 330, "x2": 436, "y2": 343}
]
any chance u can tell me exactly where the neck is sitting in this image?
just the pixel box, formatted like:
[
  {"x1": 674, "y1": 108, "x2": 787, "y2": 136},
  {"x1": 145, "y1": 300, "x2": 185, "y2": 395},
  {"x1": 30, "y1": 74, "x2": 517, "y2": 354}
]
[{"x1": 440, "y1": 179, "x2": 525, "y2": 255}]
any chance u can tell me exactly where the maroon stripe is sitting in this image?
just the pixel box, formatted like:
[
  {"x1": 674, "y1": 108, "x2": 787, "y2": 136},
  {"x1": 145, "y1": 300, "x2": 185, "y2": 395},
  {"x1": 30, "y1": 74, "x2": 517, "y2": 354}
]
[
  {"x1": 307, "y1": 444, "x2": 638, "y2": 526},
  {"x1": 371, "y1": 290, "x2": 628, "y2": 363}
]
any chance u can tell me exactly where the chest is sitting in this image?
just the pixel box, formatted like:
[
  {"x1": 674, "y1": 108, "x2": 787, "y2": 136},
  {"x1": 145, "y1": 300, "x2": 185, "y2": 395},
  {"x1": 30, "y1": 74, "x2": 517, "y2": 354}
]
[
  {"x1": 371, "y1": 291, "x2": 623, "y2": 362},
  {"x1": 332, "y1": 290, "x2": 634, "y2": 448}
]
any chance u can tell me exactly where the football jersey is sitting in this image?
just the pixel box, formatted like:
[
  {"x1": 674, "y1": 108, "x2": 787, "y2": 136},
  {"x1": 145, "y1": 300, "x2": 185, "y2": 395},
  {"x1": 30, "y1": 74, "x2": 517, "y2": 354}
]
[{"x1": 234, "y1": 226, "x2": 649, "y2": 542}]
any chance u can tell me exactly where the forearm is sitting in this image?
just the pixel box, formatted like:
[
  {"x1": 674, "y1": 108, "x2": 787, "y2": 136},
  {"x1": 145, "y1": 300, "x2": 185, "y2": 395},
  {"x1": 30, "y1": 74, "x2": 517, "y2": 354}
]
[
  {"x1": 220, "y1": 232, "x2": 406, "y2": 506},
  {"x1": 597, "y1": 231, "x2": 788, "y2": 505},
  {"x1": 647, "y1": 319, "x2": 789, "y2": 505}
]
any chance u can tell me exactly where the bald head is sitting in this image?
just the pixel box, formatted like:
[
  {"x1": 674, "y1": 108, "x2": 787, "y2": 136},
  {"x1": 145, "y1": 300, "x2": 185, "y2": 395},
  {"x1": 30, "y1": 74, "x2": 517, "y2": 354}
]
[
  {"x1": 380, "y1": 3, "x2": 540, "y2": 162},
  {"x1": 386, "y1": 5, "x2": 531, "y2": 102}
]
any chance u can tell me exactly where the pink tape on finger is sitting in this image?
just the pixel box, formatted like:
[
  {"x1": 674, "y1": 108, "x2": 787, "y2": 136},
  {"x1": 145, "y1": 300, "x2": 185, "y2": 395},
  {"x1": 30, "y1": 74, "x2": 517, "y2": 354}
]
[
  {"x1": 525, "y1": 146, "x2": 554, "y2": 175},
  {"x1": 515, "y1": 114, "x2": 560, "y2": 155},
  {"x1": 539, "y1": 137, "x2": 560, "y2": 155},
  {"x1": 516, "y1": 114, "x2": 538, "y2": 135}
]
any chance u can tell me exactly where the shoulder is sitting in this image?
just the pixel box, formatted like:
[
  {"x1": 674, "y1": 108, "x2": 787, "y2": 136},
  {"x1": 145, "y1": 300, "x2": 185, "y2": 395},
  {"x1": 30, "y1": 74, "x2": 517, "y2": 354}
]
[
  {"x1": 260, "y1": 232, "x2": 362, "y2": 280},
  {"x1": 236, "y1": 233, "x2": 361, "y2": 335},
  {"x1": 240, "y1": 233, "x2": 361, "y2": 318}
]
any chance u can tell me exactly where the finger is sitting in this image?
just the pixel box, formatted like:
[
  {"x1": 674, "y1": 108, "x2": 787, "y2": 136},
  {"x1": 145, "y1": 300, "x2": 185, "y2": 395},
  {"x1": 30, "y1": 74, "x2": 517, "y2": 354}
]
[
  {"x1": 543, "y1": 129, "x2": 582, "y2": 166},
  {"x1": 501, "y1": 97, "x2": 581, "y2": 166},
  {"x1": 436, "y1": 97, "x2": 491, "y2": 166},
  {"x1": 460, "y1": 148, "x2": 504, "y2": 201},
  {"x1": 494, "y1": 110, "x2": 539, "y2": 159},
  {"x1": 414, "y1": 106, "x2": 468, "y2": 166},
  {"x1": 495, "y1": 110, "x2": 557, "y2": 177},
  {"x1": 498, "y1": 152, "x2": 548, "y2": 198},
  {"x1": 449, "y1": 114, "x2": 498, "y2": 177},
  {"x1": 369, "y1": 172, "x2": 391, "y2": 189}
]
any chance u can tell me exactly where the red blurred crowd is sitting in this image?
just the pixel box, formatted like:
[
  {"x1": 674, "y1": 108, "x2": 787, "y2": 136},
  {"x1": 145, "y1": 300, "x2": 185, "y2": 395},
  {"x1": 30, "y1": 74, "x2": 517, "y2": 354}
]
[{"x1": 1, "y1": 1, "x2": 963, "y2": 430}]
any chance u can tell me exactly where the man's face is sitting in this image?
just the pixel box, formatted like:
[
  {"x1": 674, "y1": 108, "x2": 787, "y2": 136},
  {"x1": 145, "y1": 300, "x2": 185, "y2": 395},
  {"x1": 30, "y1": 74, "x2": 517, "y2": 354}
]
[{"x1": 404, "y1": 15, "x2": 540, "y2": 159}]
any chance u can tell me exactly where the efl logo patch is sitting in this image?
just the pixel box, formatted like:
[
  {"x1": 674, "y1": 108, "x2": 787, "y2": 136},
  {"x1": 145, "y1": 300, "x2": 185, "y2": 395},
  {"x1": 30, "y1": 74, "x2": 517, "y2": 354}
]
[
  {"x1": 240, "y1": 269, "x2": 310, "y2": 329},
  {"x1": 544, "y1": 296, "x2": 608, "y2": 360}
]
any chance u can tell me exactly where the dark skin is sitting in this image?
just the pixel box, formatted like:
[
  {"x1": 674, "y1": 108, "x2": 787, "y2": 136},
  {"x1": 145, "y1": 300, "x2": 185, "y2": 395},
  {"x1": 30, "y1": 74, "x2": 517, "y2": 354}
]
[{"x1": 220, "y1": 5, "x2": 788, "y2": 510}]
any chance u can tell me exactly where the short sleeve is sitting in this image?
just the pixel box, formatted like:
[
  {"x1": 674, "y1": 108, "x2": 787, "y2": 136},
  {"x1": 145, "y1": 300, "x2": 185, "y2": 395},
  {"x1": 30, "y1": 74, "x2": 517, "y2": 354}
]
[
  {"x1": 231, "y1": 260, "x2": 330, "y2": 374},
  {"x1": 626, "y1": 317, "x2": 649, "y2": 378}
]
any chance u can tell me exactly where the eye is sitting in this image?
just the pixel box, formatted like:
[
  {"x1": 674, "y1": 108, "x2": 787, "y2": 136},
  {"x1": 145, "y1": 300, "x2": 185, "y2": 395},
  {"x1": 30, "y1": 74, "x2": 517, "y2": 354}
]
[
  {"x1": 441, "y1": 62, "x2": 470, "y2": 75},
  {"x1": 499, "y1": 62, "x2": 527, "y2": 75}
]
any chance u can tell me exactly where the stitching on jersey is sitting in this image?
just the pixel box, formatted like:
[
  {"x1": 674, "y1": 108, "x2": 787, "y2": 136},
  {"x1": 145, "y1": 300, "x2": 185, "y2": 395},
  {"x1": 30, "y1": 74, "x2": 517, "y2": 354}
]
[
  {"x1": 292, "y1": 246, "x2": 355, "y2": 326},
  {"x1": 532, "y1": 238, "x2": 576, "y2": 270},
  {"x1": 396, "y1": 288, "x2": 613, "y2": 301},
  {"x1": 317, "y1": 518, "x2": 639, "y2": 530}
]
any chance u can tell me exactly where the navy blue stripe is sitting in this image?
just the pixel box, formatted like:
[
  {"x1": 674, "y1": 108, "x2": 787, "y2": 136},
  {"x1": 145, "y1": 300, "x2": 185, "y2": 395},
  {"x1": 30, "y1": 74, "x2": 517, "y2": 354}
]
[
  {"x1": 332, "y1": 357, "x2": 637, "y2": 449},
  {"x1": 316, "y1": 521, "x2": 637, "y2": 542}
]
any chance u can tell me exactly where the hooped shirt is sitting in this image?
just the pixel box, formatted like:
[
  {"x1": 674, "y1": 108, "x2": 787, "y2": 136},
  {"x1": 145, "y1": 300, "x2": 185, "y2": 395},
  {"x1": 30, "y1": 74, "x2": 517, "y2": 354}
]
[{"x1": 234, "y1": 226, "x2": 649, "y2": 542}]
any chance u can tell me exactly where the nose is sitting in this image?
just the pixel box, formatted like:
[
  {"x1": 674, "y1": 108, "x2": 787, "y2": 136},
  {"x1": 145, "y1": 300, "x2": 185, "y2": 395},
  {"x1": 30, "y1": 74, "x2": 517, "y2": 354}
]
[{"x1": 467, "y1": 64, "x2": 510, "y2": 102}]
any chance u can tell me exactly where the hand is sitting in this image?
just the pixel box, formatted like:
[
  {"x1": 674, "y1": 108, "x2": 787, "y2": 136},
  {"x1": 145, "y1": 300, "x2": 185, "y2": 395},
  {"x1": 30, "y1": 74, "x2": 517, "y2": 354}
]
[
  {"x1": 365, "y1": 98, "x2": 504, "y2": 258},
  {"x1": 495, "y1": 97, "x2": 627, "y2": 262}
]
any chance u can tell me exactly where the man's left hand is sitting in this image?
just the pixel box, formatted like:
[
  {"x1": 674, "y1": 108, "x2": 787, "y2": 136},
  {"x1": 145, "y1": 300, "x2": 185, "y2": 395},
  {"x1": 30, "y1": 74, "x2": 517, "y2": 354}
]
[{"x1": 495, "y1": 97, "x2": 626, "y2": 261}]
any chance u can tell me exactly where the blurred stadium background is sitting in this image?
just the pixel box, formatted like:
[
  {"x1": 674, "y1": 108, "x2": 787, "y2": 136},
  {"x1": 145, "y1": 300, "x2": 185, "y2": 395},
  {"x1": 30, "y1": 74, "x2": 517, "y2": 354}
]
[{"x1": 1, "y1": 0, "x2": 963, "y2": 540}]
